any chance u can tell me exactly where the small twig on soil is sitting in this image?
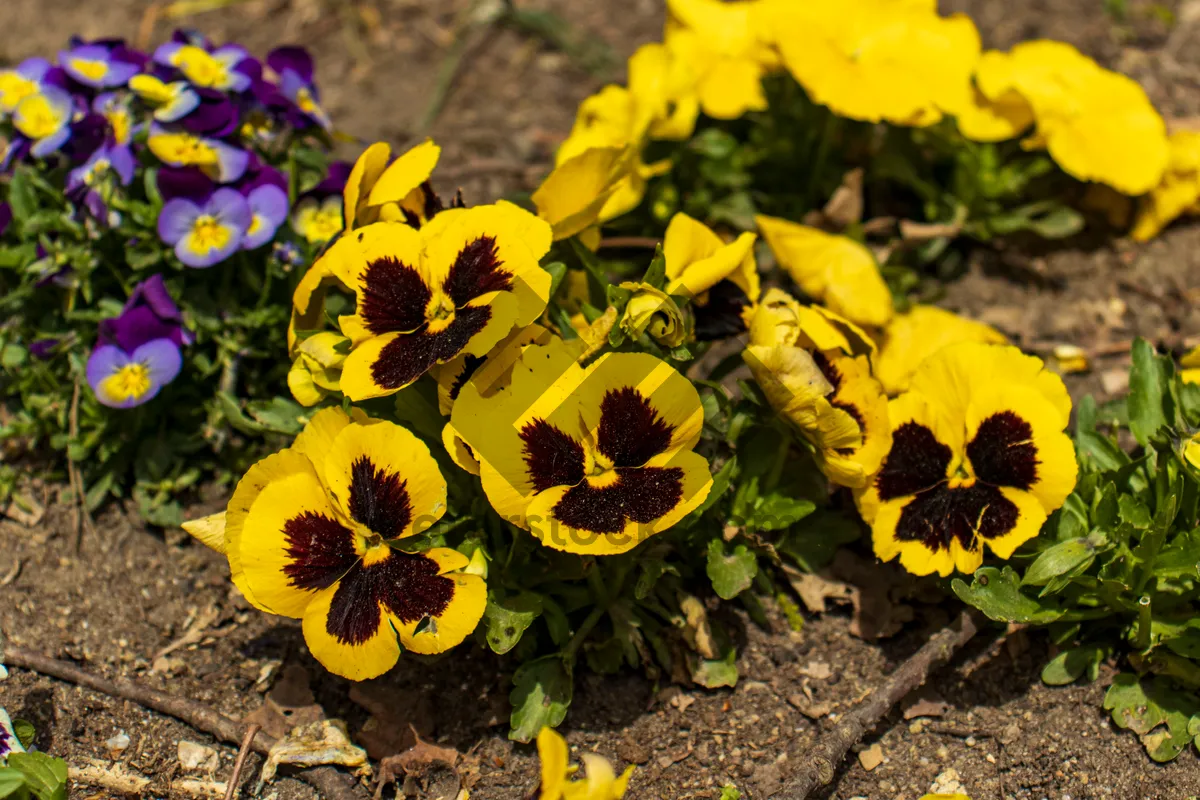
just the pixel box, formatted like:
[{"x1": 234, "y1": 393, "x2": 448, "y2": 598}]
[
  {"x1": 5, "y1": 646, "x2": 368, "y2": 800},
  {"x1": 69, "y1": 760, "x2": 151, "y2": 795},
  {"x1": 224, "y1": 723, "x2": 261, "y2": 800},
  {"x1": 597, "y1": 236, "x2": 661, "y2": 250},
  {"x1": 772, "y1": 610, "x2": 983, "y2": 799}
]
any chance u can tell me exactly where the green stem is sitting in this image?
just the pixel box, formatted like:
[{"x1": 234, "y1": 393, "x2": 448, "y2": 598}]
[
  {"x1": 561, "y1": 603, "x2": 606, "y2": 667},
  {"x1": 1135, "y1": 595, "x2": 1153, "y2": 651},
  {"x1": 562, "y1": 559, "x2": 630, "y2": 666},
  {"x1": 805, "y1": 110, "x2": 837, "y2": 210},
  {"x1": 765, "y1": 427, "x2": 790, "y2": 492}
]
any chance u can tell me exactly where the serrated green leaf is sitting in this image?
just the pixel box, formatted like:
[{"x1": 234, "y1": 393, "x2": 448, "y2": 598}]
[
  {"x1": 706, "y1": 539, "x2": 758, "y2": 600},
  {"x1": 1103, "y1": 674, "x2": 1200, "y2": 762},
  {"x1": 0, "y1": 769, "x2": 28, "y2": 800},
  {"x1": 952, "y1": 566, "x2": 1065, "y2": 624},
  {"x1": 484, "y1": 592, "x2": 542, "y2": 655},
  {"x1": 508, "y1": 655, "x2": 572, "y2": 743}
]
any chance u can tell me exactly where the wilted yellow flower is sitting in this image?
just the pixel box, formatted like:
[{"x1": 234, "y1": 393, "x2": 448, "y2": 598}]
[
  {"x1": 874, "y1": 304, "x2": 1008, "y2": 395},
  {"x1": 287, "y1": 331, "x2": 350, "y2": 407},
  {"x1": 857, "y1": 343, "x2": 1076, "y2": 577},
  {"x1": 618, "y1": 282, "x2": 688, "y2": 347},
  {"x1": 744, "y1": 292, "x2": 890, "y2": 487},
  {"x1": 762, "y1": 0, "x2": 981, "y2": 126},
  {"x1": 1133, "y1": 131, "x2": 1200, "y2": 240},
  {"x1": 754, "y1": 215, "x2": 893, "y2": 329},
  {"x1": 975, "y1": 41, "x2": 1168, "y2": 195},
  {"x1": 538, "y1": 727, "x2": 634, "y2": 800},
  {"x1": 664, "y1": 0, "x2": 776, "y2": 120}
]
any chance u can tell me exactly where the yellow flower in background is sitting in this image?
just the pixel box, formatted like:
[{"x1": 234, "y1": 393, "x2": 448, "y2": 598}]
[
  {"x1": 975, "y1": 41, "x2": 1168, "y2": 195},
  {"x1": 664, "y1": 0, "x2": 775, "y2": 120},
  {"x1": 1132, "y1": 131, "x2": 1200, "y2": 241},
  {"x1": 627, "y1": 42, "x2": 701, "y2": 141},
  {"x1": 343, "y1": 139, "x2": 441, "y2": 230},
  {"x1": 538, "y1": 727, "x2": 634, "y2": 800},
  {"x1": 763, "y1": 0, "x2": 981, "y2": 126},
  {"x1": 1181, "y1": 345, "x2": 1200, "y2": 385},
  {"x1": 943, "y1": 82, "x2": 1035, "y2": 142},
  {"x1": 856, "y1": 343, "x2": 1076, "y2": 577},
  {"x1": 662, "y1": 212, "x2": 759, "y2": 339},
  {"x1": 746, "y1": 288, "x2": 876, "y2": 357},
  {"x1": 291, "y1": 195, "x2": 344, "y2": 244},
  {"x1": 617, "y1": 282, "x2": 688, "y2": 348},
  {"x1": 287, "y1": 331, "x2": 350, "y2": 407},
  {"x1": 874, "y1": 304, "x2": 1008, "y2": 395},
  {"x1": 181, "y1": 408, "x2": 486, "y2": 680},
  {"x1": 452, "y1": 344, "x2": 712, "y2": 555},
  {"x1": 319, "y1": 203, "x2": 552, "y2": 400},
  {"x1": 754, "y1": 215, "x2": 893, "y2": 329},
  {"x1": 533, "y1": 145, "x2": 646, "y2": 245}
]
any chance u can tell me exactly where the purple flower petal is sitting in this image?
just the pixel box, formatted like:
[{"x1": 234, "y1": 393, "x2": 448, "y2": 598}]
[
  {"x1": 127, "y1": 273, "x2": 183, "y2": 322},
  {"x1": 29, "y1": 338, "x2": 58, "y2": 360},
  {"x1": 158, "y1": 197, "x2": 201, "y2": 245},
  {"x1": 267, "y1": 46, "x2": 314, "y2": 84},
  {"x1": 242, "y1": 184, "x2": 289, "y2": 249},
  {"x1": 88, "y1": 339, "x2": 181, "y2": 408},
  {"x1": 16, "y1": 57, "x2": 52, "y2": 82},
  {"x1": 109, "y1": 145, "x2": 135, "y2": 185},
  {"x1": 238, "y1": 155, "x2": 287, "y2": 194},
  {"x1": 179, "y1": 89, "x2": 238, "y2": 137},
  {"x1": 30, "y1": 126, "x2": 70, "y2": 159},
  {"x1": 311, "y1": 161, "x2": 352, "y2": 196},
  {"x1": 210, "y1": 140, "x2": 250, "y2": 183},
  {"x1": 157, "y1": 85, "x2": 200, "y2": 122},
  {"x1": 208, "y1": 187, "x2": 252, "y2": 232},
  {"x1": 133, "y1": 338, "x2": 182, "y2": 388},
  {"x1": 152, "y1": 42, "x2": 185, "y2": 67},
  {"x1": 158, "y1": 166, "x2": 214, "y2": 202},
  {"x1": 107, "y1": 306, "x2": 178, "y2": 352}
]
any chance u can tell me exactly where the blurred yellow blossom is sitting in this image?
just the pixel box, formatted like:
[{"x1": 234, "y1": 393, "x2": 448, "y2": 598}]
[
  {"x1": 754, "y1": 215, "x2": 893, "y2": 328},
  {"x1": 1132, "y1": 131, "x2": 1200, "y2": 240},
  {"x1": 975, "y1": 41, "x2": 1168, "y2": 195},
  {"x1": 763, "y1": 0, "x2": 981, "y2": 127},
  {"x1": 538, "y1": 727, "x2": 633, "y2": 800},
  {"x1": 664, "y1": 0, "x2": 776, "y2": 120}
]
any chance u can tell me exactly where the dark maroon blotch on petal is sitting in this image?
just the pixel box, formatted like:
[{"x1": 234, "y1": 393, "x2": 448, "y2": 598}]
[
  {"x1": 597, "y1": 387, "x2": 674, "y2": 468},
  {"x1": 551, "y1": 466, "x2": 684, "y2": 534},
  {"x1": 520, "y1": 419, "x2": 586, "y2": 492},
  {"x1": 283, "y1": 511, "x2": 359, "y2": 590},
  {"x1": 347, "y1": 456, "x2": 413, "y2": 538},
  {"x1": 893, "y1": 482, "x2": 1019, "y2": 553},
  {"x1": 369, "y1": 305, "x2": 491, "y2": 390},
  {"x1": 442, "y1": 236, "x2": 512, "y2": 307},
  {"x1": 325, "y1": 550, "x2": 455, "y2": 644},
  {"x1": 360, "y1": 257, "x2": 431, "y2": 336},
  {"x1": 875, "y1": 421, "x2": 952, "y2": 501},
  {"x1": 966, "y1": 411, "x2": 1039, "y2": 490}
]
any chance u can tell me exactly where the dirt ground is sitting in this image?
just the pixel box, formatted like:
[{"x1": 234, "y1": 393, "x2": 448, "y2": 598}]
[{"x1": 3, "y1": 1, "x2": 1200, "y2": 798}]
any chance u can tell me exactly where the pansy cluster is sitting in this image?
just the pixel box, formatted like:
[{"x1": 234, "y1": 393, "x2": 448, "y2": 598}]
[{"x1": 0, "y1": 33, "x2": 344, "y2": 521}]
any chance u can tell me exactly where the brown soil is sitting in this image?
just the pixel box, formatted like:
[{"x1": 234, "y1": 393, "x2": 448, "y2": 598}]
[{"x1": 3, "y1": 1, "x2": 1200, "y2": 798}]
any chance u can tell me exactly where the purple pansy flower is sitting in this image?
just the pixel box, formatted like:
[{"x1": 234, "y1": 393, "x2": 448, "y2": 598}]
[
  {"x1": 29, "y1": 339, "x2": 59, "y2": 360},
  {"x1": 128, "y1": 74, "x2": 200, "y2": 122},
  {"x1": 12, "y1": 86, "x2": 75, "y2": 158},
  {"x1": 158, "y1": 165, "x2": 216, "y2": 203},
  {"x1": 242, "y1": 184, "x2": 289, "y2": 250},
  {"x1": 63, "y1": 113, "x2": 112, "y2": 165},
  {"x1": 178, "y1": 87, "x2": 239, "y2": 137},
  {"x1": 158, "y1": 188, "x2": 252, "y2": 268},
  {"x1": 0, "y1": 57, "x2": 53, "y2": 117},
  {"x1": 98, "y1": 274, "x2": 194, "y2": 350},
  {"x1": 93, "y1": 92, "x2": 138, "y2": 145},
  {"x1": 266, "y1": 46, "x2": 331, "y2": 131},
  {"x1": 87, "y1": 339, "x2": 182, "y2": 408},
  {"x1": 68, "y1": 143, "x2": 136, "y2": 225},
  {"x1": 147, "y1": 122, "x2": 250, "y2": 183},
  {"x1": 58, "y1": 41, "x2": 142, "y2": 89},
  {"x1": 154, "y1": 32, "x2": 255, "y2": 93},
  {"x1": 0, "y1": 708, "x2": 26, "y2": 759}
]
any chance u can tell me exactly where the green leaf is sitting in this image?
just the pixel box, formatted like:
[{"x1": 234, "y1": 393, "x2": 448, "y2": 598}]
[
  {"x1": 952, "y1": 567, "x2": 1065, "y2": 624},
  {"x1": 4, "y1": 753, "x2": 67, "y2": 800},
  {"x1": 508, "y1": 655, "x2": 572, "y2": 743},
  {"x1": 11, "y1": 720, "x2": 34, "y2": 750},
  {"x1": 6, "y1": 170, "x2": 37, "y2": 223},
  {"x1": 1103, "y1": 674, "x2": 1200, "y2": 762},
  {"x1": 392, "y1": 383, "x2": 445, "y2": 441},
  {"x1": 217, "y1": 392, "x2": 271, "y2": 435},
  {"x1": 691, "y1": 647, "x2": 738, "y2": 688},
  {"x1": 484, "y1": 592, "x2": 542, "y2": 655},
  {"x1": 706, "y1": 539, "x2": 758, "y2": 600},
  {"x1": 1025, "y1": 206, "x2": 1085, "y2": 239},
  {"x1": 1022, "y1": 537, "x2": 1097, "y2": 591},
  {"x1": 1041, "y1": 645, "x2": 1106, "y2": 685},
  {"x1": 0, "y1": 769, "x2": 28, "y2": 800},
  {"x1": 748, "y1": 493, "x2": 815, "y2": 532},
  {"x1": 683, "y1": 457, "x2": 736, "y2": 527},
  {"x1": 543, "y1": 261, "x2": 568, "y2": 299},
  {"x1": 776, "y1": 511, "x2": 861, "y2": 572},
  {"x1": 1128, "y1": 339, "x2": 1170, "y2": 446},
  {"x1": 641, "y1": 244, "x2": 667, "y2": 289},
  {"x1": 246, "y1": 397, "x2": 307, "y2": 435}
]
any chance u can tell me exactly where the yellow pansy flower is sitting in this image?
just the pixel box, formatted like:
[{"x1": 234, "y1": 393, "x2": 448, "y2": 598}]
[
  {"x1": 181, "y1": 408, "x2": 486, "y2": 680},
  {"x1": 855, "y1": 343, "x2": 1076, "y2": 577},
  {"x1": 754, "y1": 215, "x2": 893, "y2": 328},
  {"x1": 874, "y1": 304, "x2": 1008, "y2": 395},
  {"x1": 537, "y1": 727, "x2": 634, "y2": 800},
  {"x1": 533, "y1": 146, "x2": 644, "y2": 244},
  {"x1": 975, "y1": 41, "x2": 1168, "y2": 195},
  {"x1": 763, "y1": 0, "x2": 982, "y2": 127},
  {"x1": 342, "y1": 139, "x2": 442, "y2": 231},
  {"x1": 1132, "y1": 131, "x2": 1200, "y2": 241},
  {"x1": 452, "y1": 343, "x2": 712, "y2": 555},
  {"x1": 664, "y1": 0, "x2": 775, "y2": 120},
  {"x1": 301, "y1": 202, "x2": 552, "y2": 400}
]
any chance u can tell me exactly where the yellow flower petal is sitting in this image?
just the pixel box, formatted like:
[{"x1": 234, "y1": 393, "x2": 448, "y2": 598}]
[
  {"x1": 343, "y1": 141, "x2": 391, "y2": 230},
  {"x1": 181, "y1": 511, "x2": 227, "y2": 554},
  {"x1": 367, "y1": 138, "x2": 440, "y2": 209},
  {"x1": 873, "y1": 305, "x2": 1008, "y2": 395}
]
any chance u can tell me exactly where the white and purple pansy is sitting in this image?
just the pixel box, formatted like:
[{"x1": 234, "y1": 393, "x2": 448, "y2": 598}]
[
  {"x1": 0, "y1": 57, "x2": 54, "y2": 116},
  {"x1": 0, "y1": 708, "x2": 25, "y2": 761},
  {"x1": 12, "y1": 86, "x2": 75, "y2": 158},
  {"x1": 58, "y1": 41, "x2": 141, "y2": 89},
  {"x1": 147, "y1": 121, "x2": 250, "y2": 183},
  {"x1": 158, "y1": 187, "x2": 252, "y2": 268},
  {"x1": 87, "y1": 339, "x2": 183, "y2": 409},
  {"x1": 92, "y1": 92, "x2": 139, "y2": 145},
  {"x1": 154, "y1": 37, "x2": 254, "y2": 93},
  {"x1": 242, "y1": 184, "x2": 289, "y2": 250},
  {"x1": 68, "y1": 143, "x2": 136, "y2": 192},
  {"x1": 267, "y1": 46, "x2": 331, "y2": 130},
  {"x1": 128, "y1": 74, "x2": 200, "y2": 122}
]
